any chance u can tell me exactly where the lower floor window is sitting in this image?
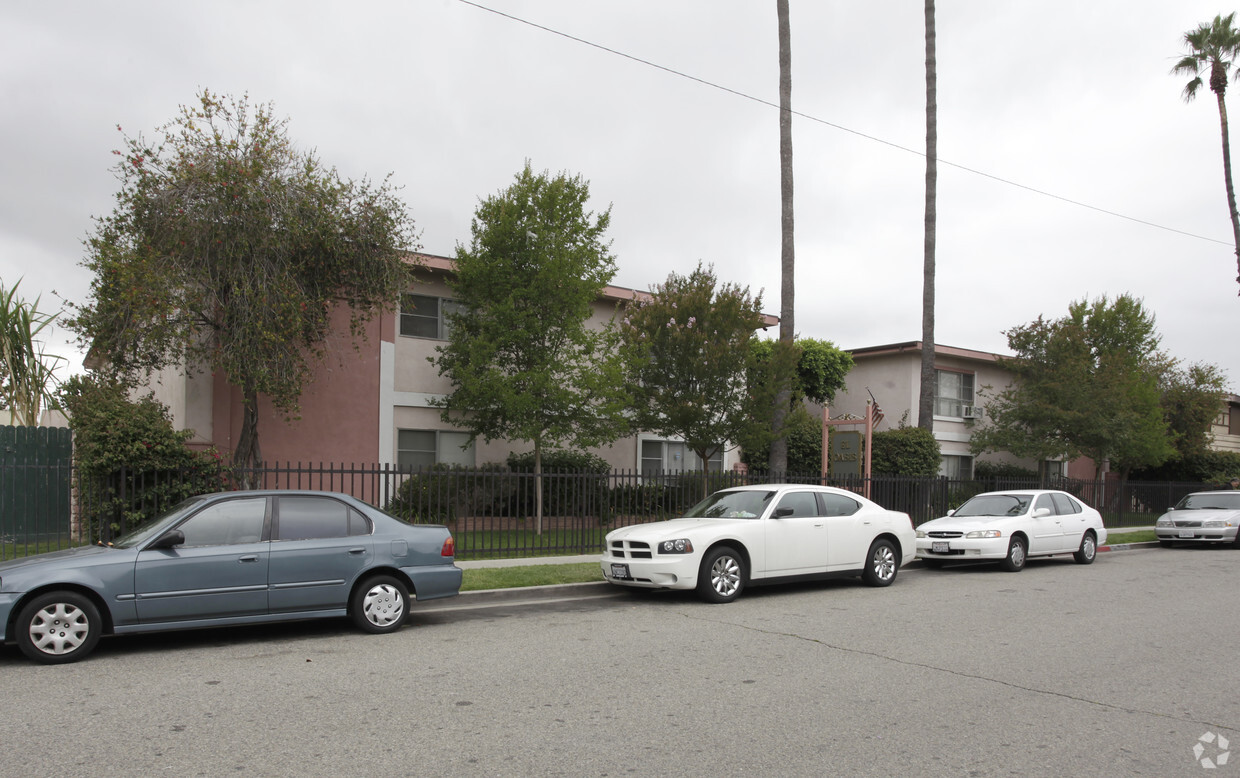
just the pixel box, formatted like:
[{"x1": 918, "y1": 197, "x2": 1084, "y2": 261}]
[
  {"x1": 397, "y1": 429, "x2": 475, "y2": 468},
  {"x1": 641, "y1": 439, "x2": 722, "y2": 475},
  {"x1": 940, "y1": 454, "x2": 973, "y2": 481}
]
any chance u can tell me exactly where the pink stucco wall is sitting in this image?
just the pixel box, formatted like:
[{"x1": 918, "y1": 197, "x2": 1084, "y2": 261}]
[{"x1": 211, "y1": 306, "x2": 392, "y2": 464}]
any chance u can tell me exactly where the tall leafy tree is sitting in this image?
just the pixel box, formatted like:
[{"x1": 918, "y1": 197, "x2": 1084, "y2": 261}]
[
  {"x1": 971, "y1": 295, "x2": 1175, "y2": 479},
  {"x1": 621, "y1": 262, "x2": 790, "y2": 495},
  {"x1": 918, "y1": 0, "x2": 938, "y2": 429},
  {"x1": 69, "y1": 91, "x2": 417, "y2": 469},
  {"x1": 433, "y1": 162, "x2": 629, "y2": 532},
  {"x1": 0, "y1": 279, "x2": 64, "y2": 426},
  {"x1": 770, "y1": 0, "x2": 796, "y2": 474},
  {"x1": 741, "y1": 337, "x2": 853, "y2": 472},
  {"x1": 1173, "y1": 13, "x2": 1240, "y2": 292},
  {"x1": 1158, "y1": 361, "x2": 1228, "y2": 462}
]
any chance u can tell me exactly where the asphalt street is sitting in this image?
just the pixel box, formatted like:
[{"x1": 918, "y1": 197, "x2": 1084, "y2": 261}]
[{"x1": 0, "y1": 544, "x2": 1235, "y2": 777}]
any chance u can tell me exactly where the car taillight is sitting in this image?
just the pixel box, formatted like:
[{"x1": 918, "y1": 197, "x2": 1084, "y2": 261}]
[{"x1": 441, "y1": 536, "x2": 455, "y2": 557}]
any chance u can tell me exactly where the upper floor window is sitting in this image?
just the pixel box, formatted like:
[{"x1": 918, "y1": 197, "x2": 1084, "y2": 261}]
[
  {"x1": 935, "y1": 370, "x2": 975, "y2": 418},
  {"x1": 400, "y1": 294, "x2": 463, "y2": 340},
  {"x1": 398, "y1": 429, "x2": 475, "y2": 469}
]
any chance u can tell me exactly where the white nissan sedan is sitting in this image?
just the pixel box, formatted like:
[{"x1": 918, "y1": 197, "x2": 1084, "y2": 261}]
[
  {"x1": 915, "y1": 489, "x2": 1106, "y2": 571},
  {"x1": 600, "y1": 484, "x2": 916, "y2": 603}
]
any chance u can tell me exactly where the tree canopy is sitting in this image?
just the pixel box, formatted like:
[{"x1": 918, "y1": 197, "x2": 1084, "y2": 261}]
[
  {"x1": 970, "y1": 294, "x2": 1179, "y2": 478},
  {"x1": 68, "y1": 91, "x2": 417, "y2": 468},
  {"x1": 620, "y1": 262, "x2": 789, "y2": 490},
  {"x1": 432, "y1": 162, "x2": 629, "y2": 529}
]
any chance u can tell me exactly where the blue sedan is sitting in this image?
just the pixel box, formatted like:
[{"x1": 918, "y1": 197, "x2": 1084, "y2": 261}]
[{"x1": 0, "y1": 490, "x2": 462, "y2": 664}]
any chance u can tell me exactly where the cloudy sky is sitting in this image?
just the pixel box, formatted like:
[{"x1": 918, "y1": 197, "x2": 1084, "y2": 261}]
[{"x1": 3, "y1": 1, "x2": 1238, "y2": 391}]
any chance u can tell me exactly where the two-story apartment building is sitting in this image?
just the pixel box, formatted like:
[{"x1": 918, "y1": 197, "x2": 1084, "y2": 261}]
[
  {"x1": 143, "y1": 253, "x2": 775, "y2": 475},
  {"x1": 828, "y1": 341, "x2": 1093, "y2": 480}
]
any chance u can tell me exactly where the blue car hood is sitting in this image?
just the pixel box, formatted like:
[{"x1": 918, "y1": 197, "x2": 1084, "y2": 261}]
[{"x1": 0, "y1": 544, "x2": 120, "y2": 575}]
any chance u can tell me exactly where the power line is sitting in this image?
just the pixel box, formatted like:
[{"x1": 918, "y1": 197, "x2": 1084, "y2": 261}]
[{"x1": 456, "y1": 0, "x2": 1230, "y2": 248}]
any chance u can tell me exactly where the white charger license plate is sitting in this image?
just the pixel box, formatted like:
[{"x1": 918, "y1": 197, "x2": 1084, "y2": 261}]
[
  {"x1": 1179, "y1": 530, "x2": 1195, "y2": 538},
  {"x1": 932, "y1": 541, "x2": 950, "y2": 554},
  {"x1": 611, "y1": 563, "x2": 632, "y2": 580}
]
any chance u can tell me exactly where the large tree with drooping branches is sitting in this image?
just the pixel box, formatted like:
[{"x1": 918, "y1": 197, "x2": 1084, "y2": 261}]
[{"x1": 69, "y1": 90, "x2": 418, "y2": 469}]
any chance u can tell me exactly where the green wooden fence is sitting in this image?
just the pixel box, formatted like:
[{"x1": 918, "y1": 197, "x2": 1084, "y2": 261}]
[{"x1": 0, "y1": 426, "x2": 72, "y2": 541}]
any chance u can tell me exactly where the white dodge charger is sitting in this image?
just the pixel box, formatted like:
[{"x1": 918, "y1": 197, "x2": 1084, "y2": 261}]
[{"x1": 600, "y1": 484, "x2": 916, "y2": 603}]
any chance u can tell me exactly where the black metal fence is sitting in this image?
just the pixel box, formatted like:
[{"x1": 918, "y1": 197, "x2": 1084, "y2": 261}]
[{"x1": 0, "y1": 461, "x2": 1210, "y2": 561}]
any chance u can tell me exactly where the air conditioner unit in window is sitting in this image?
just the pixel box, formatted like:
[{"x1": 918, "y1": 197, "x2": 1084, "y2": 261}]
[{"x1": 962, "y1": 405, "x2": 983, "y2": 420}]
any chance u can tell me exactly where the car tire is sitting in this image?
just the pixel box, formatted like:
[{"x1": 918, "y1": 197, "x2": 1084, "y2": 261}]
[
  {"x1": 1000, "y1": 536, "x2": 1027, "y2": 572},
  {"x1": 1073, "y1": 531, "x2": 1097, "y2": 564},
  {"x1": 16, "y1": 591, "x2": 102, "y2": 665},
  {"x1": 697, "y1": 546, "x2": 745, "y2": 603},
  {"x1": 350, "y1": 575, "x2": 410, "y2": 634},
  {"x1": 861, "y1": 539, "x2": 899, "y2": 587}
]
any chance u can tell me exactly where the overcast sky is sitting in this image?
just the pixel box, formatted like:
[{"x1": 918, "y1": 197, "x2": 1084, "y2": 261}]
[{"x1": 3, "y1": 1, "x2": 1238, "y2": 393}]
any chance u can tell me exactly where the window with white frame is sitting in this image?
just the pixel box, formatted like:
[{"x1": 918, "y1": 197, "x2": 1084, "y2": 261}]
[
  {"x1": 400, "y1": 294, "x2": 463, "y2": 340},
  {"x1": 397, "y1": 429, "x2": 475, "y2": 468},
  {"x1": 939, "y1": 454, "x2": 973, "y2": 481},
  {"x1": 640, "y1": 439, "x2": 723, "y2": 475},
  {"x1": 935, "y1": 370, "x2": 975, "y2": 418}
]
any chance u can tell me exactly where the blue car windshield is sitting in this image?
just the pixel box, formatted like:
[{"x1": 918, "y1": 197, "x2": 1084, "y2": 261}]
[
  {"x1": 1176, "y1": 493, "x2": 1240, "y2": 510},
  {"x1": 684, "y1": 490, "x2": 775, "y2": 519},
  {"x1": 109, "y1": 496, "x2": 208, "y2": 549},
  {"x1": 953, "y1": 494, "x2": 1032, "y2": 517}
]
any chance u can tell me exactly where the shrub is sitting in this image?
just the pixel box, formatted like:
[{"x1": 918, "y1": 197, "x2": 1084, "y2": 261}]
[
  {"x1": 384, "y1": 463, "x2": 510, "y2": 523},
  {"x1": 743, "y1": 403, "x2": 822, "y2": 476},
  {"x1": 871, "y1": 426, "x2": 941, "y2": 476},
  {"x1": 974, "y1": 461, "x2": 1039, "y2": 480},
  {"x1": 57, "y1": 374, "x2": 225, "y2": 539}
]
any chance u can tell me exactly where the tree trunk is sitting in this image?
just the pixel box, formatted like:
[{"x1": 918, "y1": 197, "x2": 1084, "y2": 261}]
[
  {"x1": 770, "y1": 0, "x2": 795, "y2": 476},
  {"x1": 917, "y1": 0, "x2": 938, "y2": 430},
  {"x1": 534, "y1": 437, "x2": 543, "y2": 536},
  {"x1": 234, "y1": 388, "x2": 263, "y2": 487},
  {"x1": 1213, "y1": 90, "x2": 1240, "y2": 293}
]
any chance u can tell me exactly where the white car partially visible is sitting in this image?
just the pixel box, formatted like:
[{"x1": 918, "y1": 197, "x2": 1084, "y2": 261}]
[
  {"x1": 1154, "y1": 491, "x2": 1240, "y2": 547},
  {"x1": 915, "y1": 489, "x2": 1106, "y2": 571},
  {"x1": 600, "y1": 484, "x2": 916, "y2": 603}
]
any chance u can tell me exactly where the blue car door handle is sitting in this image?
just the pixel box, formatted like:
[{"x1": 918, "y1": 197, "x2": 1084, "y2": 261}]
[
  {"x1": 238, "y1": 555, "x2": 260, "y2": 563},
  {"x1": 348, "y1": 547, "x2": 367, "y2": 555}
]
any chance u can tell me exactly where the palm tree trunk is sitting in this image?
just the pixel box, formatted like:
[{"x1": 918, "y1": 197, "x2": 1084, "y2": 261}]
[
  {"x1": 1215, "y1": 91, "x2": 1240, "y2": 292},
  {"x1": 918, "y1": 0, "x2": 938, "y2": 429},
  {"x1": 770, "y1": 0, "x2": 794, "y2": 475}
]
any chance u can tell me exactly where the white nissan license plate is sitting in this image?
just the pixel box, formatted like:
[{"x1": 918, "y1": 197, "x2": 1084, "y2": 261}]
[
  {"x1": 932, "y1": 541, "x2": 950, "y2": 554},
  {"x1": 611, "y1": 563, "x2": 632, "y2": 580}
]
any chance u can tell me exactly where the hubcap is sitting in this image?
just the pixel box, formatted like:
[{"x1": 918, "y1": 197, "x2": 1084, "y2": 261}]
[
  {"x1": 1011, "y1": 543, "x2": 1026, "y2": 567},
  {"x1": 711, "y1": 556, "x2": 741, "y2": 597},
  {"x1": 1083, "y1": 537, "x2": 1095, "y2": 559},
  {"x1": 29, "y1": 603, "x2": 90, "y2": 656},
  {"x1": 872, "y1": 545, "x2": 896, "y2": 581},
  {"x1": 363, "y1": 584, "x2": 405, "y2": 627}
]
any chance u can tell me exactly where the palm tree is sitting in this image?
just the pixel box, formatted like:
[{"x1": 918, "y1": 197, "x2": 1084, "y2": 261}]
[
  {"x1": 0, "y1": 279, "x2": 63, "y2": 426},
  {"x1": 917, "y1": 0, "x2": 938, "y2": 430},
  {"x1": 769, "y1": 0, "x2": 795, "y2": 474},
  {"x1": 1173, "y1": 13, "x2": 1240, "y2": 293}
]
